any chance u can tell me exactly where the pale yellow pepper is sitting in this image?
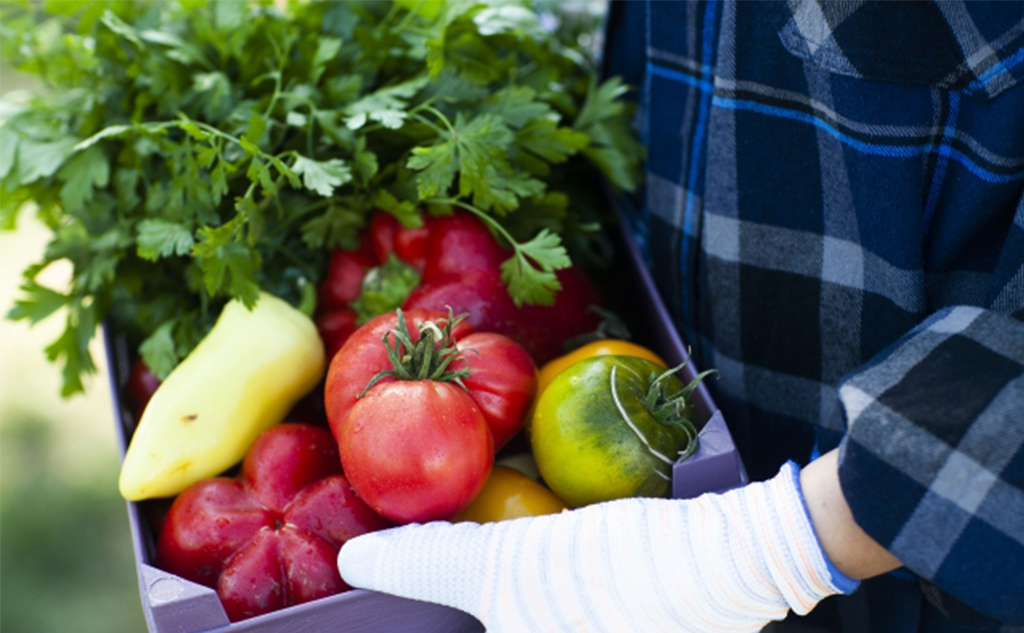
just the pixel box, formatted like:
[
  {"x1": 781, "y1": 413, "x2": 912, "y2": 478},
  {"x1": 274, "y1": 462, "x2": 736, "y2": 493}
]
[{"x1": 119, "y1": 292, "x2": 325, "y2": 500}]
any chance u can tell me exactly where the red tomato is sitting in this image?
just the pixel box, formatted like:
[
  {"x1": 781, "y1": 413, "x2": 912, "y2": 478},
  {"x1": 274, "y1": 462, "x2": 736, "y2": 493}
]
[
  {"x1": 317, "y1": 210, "x2": 602, "y2": 364},
  {"x1": 315, "y1": 308, "x2": 359, "y2": 361},
  {"x1": 324, "y1": 309, "x2": 536, "y2": 522},
  {"x1": 318, "y1": 235, "x2": 376, "y2": 310},
  {"x1": 156, "y1": 424, "x2": 391, "y2": 621},
  {"x1": 452, "y1": 332, "x2": 537, "y2": 449},
  {"x1": 323, "y1": 308, "x2": 475, "y2": 432},
  {"x1": 369, "y1": 211, "x2": 430, "y2": 272},
  {"x1": 339, "y1": 380, "x2": 493, "y2": 523},
  {"x1": 419, "y1": 212, "x2": 508, "y2": 280},
  {"x1": 403, "y1": 270, "x2": 520, "y2": 342},
  {"x1": 126, "y1": 358, "x2": 161, "y2": 421}
]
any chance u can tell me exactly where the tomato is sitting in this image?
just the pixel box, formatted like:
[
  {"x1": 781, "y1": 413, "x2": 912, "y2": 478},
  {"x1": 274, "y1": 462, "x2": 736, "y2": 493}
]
[
  {"x1": 455, "y1": 465, "x2": 566, "y2": 523},
  {"x1": 317, "y1": 210, "x2": 602, "y2": 364},
  {"x1": 315, "y1": 308, "x2": 359, "y2": 361},
  {"x1": 324, "y1": 309, "x2": 537, "y2": 523},
  {"x1": 318, "y1": 235, "x2": 376, "y2": 309},
  {"x1": 530, "y1": 356, "x2": 707, "y2": 508},
  {"x1": 126, "y1": 358, "x2": 161, "y2": 420},
  {"x1": 368, "y1": 211, "x2": 429, "y2": 272},
  {"x1": 156, "y1": 424, "x2": 392, "y2": 621},
  {"x1": 536, "y1": 339, "x2": 667, "y2": 397},
  {"x1": 341, "y1": 381, "x2": 493, "y2": 523},
  {"x1": 451, "y1": 332, "x2": 537, "y2": 449},
  {"x1": 323, "y1": 309, "x2": 474, "y2": 435}
]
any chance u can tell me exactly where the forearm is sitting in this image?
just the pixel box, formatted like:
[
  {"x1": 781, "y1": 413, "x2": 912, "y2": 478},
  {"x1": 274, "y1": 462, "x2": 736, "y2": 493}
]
[{"x1": 800, "y1": 449, "x2": 902, "y2": 580}]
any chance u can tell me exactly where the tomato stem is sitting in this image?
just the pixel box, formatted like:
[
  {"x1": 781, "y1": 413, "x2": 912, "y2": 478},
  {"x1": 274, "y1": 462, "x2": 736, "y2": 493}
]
[
  {"x1": 644, "y1": 359, "x2": 718, "y2": 461},
  {"x1": 609, "y1": 365, "x2": 676, "y2": 467},
  {"x1": 357, "y1": 308, "x2": 472, "y2": 398}
]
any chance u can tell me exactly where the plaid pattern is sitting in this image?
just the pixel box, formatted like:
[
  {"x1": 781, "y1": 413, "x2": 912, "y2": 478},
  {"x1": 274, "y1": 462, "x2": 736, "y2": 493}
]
[{"x1": 603, "y1": 1, "x2": 1024, "y2": 630}]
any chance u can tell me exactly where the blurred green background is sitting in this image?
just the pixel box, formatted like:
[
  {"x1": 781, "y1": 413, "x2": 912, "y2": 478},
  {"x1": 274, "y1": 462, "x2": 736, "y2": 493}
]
[{"x1": 1, "y1": 64, "x2": 148, "y2": 632}]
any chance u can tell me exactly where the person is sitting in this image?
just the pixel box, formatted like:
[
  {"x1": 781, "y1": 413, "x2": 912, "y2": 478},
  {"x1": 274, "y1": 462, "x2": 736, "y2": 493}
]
[{"x1": 336, "y1": 2, "x2": 1024, "y2": 631}]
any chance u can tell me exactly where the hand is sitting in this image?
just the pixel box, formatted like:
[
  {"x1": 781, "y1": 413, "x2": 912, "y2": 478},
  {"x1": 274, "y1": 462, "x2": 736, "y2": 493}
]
[{"x1": 337, "y1": 462, "x2": 860, "y2": 633}]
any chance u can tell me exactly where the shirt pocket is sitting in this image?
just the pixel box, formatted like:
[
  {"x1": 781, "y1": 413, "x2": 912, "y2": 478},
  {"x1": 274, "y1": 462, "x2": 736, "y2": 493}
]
[{"x1": 776, "y1": 0, "x2": 1024, "y2": 101}]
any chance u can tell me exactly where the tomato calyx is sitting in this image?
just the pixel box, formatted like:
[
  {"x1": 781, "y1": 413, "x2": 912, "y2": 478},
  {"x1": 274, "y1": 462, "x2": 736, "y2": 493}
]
[
  {"x1": 358, "y1": 308, "x2": 472, "y2": 398},
  {"x1": 646, "y1": 362, "x2": 718, "y2": 459},
  {"x1": 608, "y1": 360, "x2": 718, "y2": 466}
]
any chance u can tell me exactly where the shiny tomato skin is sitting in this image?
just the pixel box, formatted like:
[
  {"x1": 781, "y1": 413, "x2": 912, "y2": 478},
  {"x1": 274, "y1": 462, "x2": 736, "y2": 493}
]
[
  {"x1": 339, "y1": 380, "x2": 493, "y2": 523},
  {"x1": 156, "y1": 478, "x2": 274, "y2": 587},
  {"x1": 403, "y1": 271, "x2": 520, "y2": 342},
  {"x1": 242, "y1": 423, "x2": 342, "y2": 513},
  {"x1": 156, "y1": 425, "x2": 391, "y2": 621},
  {"x1": 323, "y1": 309, "x2": 475, "y2": 442},
  {"x1": 420, "y1": 211, "x2": 508, "y2": 281},
  {"x1": 284, "y1": 475, "x2": 393, "y2": 545},
  {"x1": 452, "y1": 332, "x2": 537, "y2": 449},
  {"x1": 531, "y1": 356, "x2": 694, "y2": 508},
  {"x1": 318, "y1": 236, "x2": 377, "y2": 310},
  {"x1": 126, "y1": 358, "x2": 162, "y2": 420},
  {"x1": 369, "y1": 211, "x2": 430, "y2": 271}
]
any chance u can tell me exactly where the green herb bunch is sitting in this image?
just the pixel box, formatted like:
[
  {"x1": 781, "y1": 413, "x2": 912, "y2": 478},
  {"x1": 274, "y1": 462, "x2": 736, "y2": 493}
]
[{"x1": 0, "y1": 0, "x2": 644, "y2": 396}]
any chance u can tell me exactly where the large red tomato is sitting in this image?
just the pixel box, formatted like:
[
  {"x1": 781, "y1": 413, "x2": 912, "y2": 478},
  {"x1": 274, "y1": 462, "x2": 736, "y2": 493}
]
[
  {"x1": 324, "y1": 309, "x2": 536, "y2": 523},
  {"x1": 155, "y1": 424, "x2": 392, "y2": 622},
  {"x1": 341, "y1": 380, "x2": 493, "y2": 524}
]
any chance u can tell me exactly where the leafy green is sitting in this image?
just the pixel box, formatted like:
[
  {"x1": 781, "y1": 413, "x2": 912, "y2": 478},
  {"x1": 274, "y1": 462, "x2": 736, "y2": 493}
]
[
  {"x1": 350, "y1": 255, "x2": 423, "y2": 324},
  {"x1": 1, "y1": 0, "x2": 643, "y2": 396}
]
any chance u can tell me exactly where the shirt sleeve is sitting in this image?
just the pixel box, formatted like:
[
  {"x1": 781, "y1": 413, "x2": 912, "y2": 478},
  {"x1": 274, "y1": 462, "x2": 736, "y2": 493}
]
[{"x1": 837, "y1": 281, "x2": 1024, "y2": 623}]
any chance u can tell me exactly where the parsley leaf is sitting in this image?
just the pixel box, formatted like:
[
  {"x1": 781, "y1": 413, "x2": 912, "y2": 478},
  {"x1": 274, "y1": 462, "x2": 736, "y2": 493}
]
[
  {"x1": 500, "y1": 229, "x2": 572, "y2": 307},
  {"x1": 136, "y1": 219, "x2": 195, "y2": 261},
  {"x1": 292, "y1": 155, "x2": 353, "y2": 197},
  {"x1": 1, "y1": 0, "x2": 643, "y2": 396}
]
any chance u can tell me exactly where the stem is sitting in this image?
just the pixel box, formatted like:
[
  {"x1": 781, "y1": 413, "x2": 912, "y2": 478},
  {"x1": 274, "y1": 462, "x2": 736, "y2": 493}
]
[
  {"x1": 357, "y1": 308, "x2": 472, "y2": 398},
  {"x1": 411, "y1": 113, "x2": 447, "y2": 138},
  {"x1": 394, "y1": 0, "x2": 425, "y2": 31},
  {"x1": 420, "y1": 105, "x2": 457, "y2": 136},
  {"x1": 422, "y1": 198, "x2": 517, "y2": 250},
  {"x1": 609, "y1": 366, "x2": 676, "y2": 466}
]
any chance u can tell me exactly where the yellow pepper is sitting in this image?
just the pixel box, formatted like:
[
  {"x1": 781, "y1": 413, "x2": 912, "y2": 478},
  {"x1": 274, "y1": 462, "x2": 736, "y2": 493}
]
[
  {"x1": 455, "y1": 465, "x2": 566, "y2": 523},
  {"x1": 119, "y1": 292, "x2": 325, "y2": 501}
]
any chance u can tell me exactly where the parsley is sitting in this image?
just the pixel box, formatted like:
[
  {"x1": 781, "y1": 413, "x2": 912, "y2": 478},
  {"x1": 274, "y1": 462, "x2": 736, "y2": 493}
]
[{"x1": 1, "y1": 0, "x2": 643, "y2": 396}]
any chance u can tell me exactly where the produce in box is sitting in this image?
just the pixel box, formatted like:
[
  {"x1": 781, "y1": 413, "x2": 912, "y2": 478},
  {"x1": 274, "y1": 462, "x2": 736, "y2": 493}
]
[
  {"x1": 0, "y1": 1, "x2": 654, "y2": 628},
  {"x1": 325, "y1": 308, "x2": 537, "y2": 523},
  {"x1": 531, "y1": 356, "x2": 715, "y2": 507},
  {"x1": 157, "y1": 423, "x2": 392, "y2": 622},
  {"x1": 317, "y1": 209, "x2": 602, "y2": 363},
  {"x1": 119, "y1": 291, "x2": 324, "y2": 501}
]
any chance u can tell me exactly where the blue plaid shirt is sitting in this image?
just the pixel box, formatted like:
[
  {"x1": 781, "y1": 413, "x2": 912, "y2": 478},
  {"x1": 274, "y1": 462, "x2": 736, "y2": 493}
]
[{"x1": 604, "y1": 2, "x2": 1024, "y2": 630}]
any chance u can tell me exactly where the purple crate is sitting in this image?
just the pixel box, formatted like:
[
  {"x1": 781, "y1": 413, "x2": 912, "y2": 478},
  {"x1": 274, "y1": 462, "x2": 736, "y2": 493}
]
[{"x1": 106, "y1": 203, "x2": 747, "y2": 633}]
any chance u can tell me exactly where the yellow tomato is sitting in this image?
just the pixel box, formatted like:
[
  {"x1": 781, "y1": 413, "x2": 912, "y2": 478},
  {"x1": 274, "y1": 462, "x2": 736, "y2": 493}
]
[
  {"x1": 536, "y1": 340, "x2": 667, "y2": 397},
  {"x1": 454, "y1": 465, "x2": 566, "y2": 523}
]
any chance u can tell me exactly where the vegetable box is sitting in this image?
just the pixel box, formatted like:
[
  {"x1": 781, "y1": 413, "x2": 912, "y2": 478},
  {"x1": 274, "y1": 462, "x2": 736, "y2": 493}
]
[{"x1": 106, "y1": 206, "x2": 748, "y2": 633}]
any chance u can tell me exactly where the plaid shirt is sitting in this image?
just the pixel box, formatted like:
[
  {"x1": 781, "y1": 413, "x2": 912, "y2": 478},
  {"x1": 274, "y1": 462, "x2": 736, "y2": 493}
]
[{"x1": 603, "y1": 1, "x2": 1024, "y2": 630}]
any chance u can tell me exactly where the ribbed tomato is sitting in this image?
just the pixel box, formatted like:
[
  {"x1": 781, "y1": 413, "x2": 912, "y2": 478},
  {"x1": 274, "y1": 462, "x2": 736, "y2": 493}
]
[{"x1": 324, "y1": 309, "x2": 537, "y2": 523}]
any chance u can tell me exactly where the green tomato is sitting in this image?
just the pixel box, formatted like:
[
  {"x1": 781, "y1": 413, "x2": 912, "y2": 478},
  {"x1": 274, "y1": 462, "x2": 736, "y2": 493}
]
[{"x1": 530, "y1": 355, "x2": 705, "y2": 508}]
